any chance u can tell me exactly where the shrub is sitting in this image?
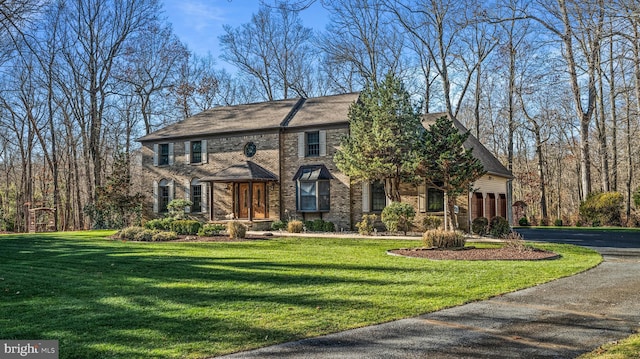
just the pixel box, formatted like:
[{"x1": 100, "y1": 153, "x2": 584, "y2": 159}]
[
  {"x1": 489, "y1": 216, "x2": 510, "y2": 238},
  {"x1": 270, "y1": 220, "x2": 287, "y2": 231},
  {"x1": 169, "y1": 220, "x2": 202, "y2": 235},
  {"x1": 134, "y1": 229, "x2": 158, "y2": 242},
  {"x1": 518, "y1": 217, "x2": 529, "y2": 226},
  {"x1": 422, "y1": 215, "x2": 442, "y2": 231},
  {"x1": 356, "y1": 214, "x2": 377, "y2": 235},
  {"x1": 381, "y1": 202, "x2": 415, "y2": 234},
  {"x1": 554, "y1": 218, "x2": 563, "y2": 227},
  {"x1": 152, "y1": 231, "x2": 178, "y2": 241},
  {"x1": 502, "y1": 232, "x2": 532, "y2": 252},
  {"x1": 422, "y1": 229, "x2": 466, "y2": 248},
  {"x1": 198, "y1": 223, "x2": 225, "y2": 236},
  {"x1": 228, "y1": 221, "x2": 247, "y2": 239},
  {"x1": 304, "y1": 219, "x2": 335, "y2": 232},
  {"x1": 116, "y1": 226, "x2": 146, "y2": 240},
  {"x1": 579, "y1": 191, "x2": 624, "y2": 226},
  {"x1": 287, "y1": 220, "x2": 304, "y2": 233},
  {"x1": 145, "y1": 218, "x2": 174, "y2": 231},
  {"x1": 471, "y1": 217, "x2": 488, "y2": 235},
  {"x1": 167, "y1": 199, "x2": 192, "y2": 219}
]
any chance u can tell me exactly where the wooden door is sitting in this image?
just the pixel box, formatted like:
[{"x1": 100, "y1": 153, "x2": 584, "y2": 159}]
[
  {"x1": 252, "y1": 183, "x2": 267, "y2": 219},
  {"x1": 238, "y1": 183, "x2": 249, "y2": 219}
]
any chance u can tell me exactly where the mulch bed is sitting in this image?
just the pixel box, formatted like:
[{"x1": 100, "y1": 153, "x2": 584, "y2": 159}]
[
  {"x1": 172, "y1": 234, "x2": 273, "y2": 242},
  {"x1": 388, "y1": 247, "x2": 560, "y2": 261}
]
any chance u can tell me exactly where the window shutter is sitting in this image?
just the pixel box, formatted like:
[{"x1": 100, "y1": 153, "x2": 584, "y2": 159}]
[
  {"x1": 153, "y1": 144, "x2": 159, "y2": 166},
  {"x1": 184, "y1": 180, "x2": 191, "y2": 213},
  {"x1": 319, "y1": 130, "x2": 327, "y2": 157},
  {"x1": 152, "y1": 180, "x2": 159, "y2": 213},
  {"x1": 168, "y1": 143, "x2": 174, "y2": 165},
  {"x1": 202, "y1": 140, "x2": 208, "y2": 163},
  {"x1": 201, "y1": 183, "x2": 208, "y2": 213},
  {"x1": 184, "y1": 141, "x2": 191, "y2": 164},
  {"x1": 298, "y1": 132, "x2": 305, "y2": 157},
  {"x1": 362, "y1": 181, "x2": 370, "y2": 213},
  {"x1": 168, "y1": 180, "x2": 175, "y2": 201},
  {"x1": 418, "y1": 182, "x2": 426, "y2": 213}
]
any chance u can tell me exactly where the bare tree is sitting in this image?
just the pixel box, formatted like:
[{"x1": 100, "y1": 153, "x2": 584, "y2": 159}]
[
  {"x1": 56, "y1": 0, "x2": 160, "y2": 197},
  {"x1": 114, "y1": 21, "x2": 189, "y2": 135},
  {"x1": 386, "y1": 0, "x2": 495, "y2": 120},
  {"x1": 219, "y1": 3, "x2": 314, "y2": 101},
  {"x1": 319, "y1": 0, "x2": 405, "y2": 88}
]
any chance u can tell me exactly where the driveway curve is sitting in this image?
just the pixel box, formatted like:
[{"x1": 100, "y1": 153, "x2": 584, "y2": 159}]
[{"x1": 216, "y1": 229, "x2": 640, "y2": 359}]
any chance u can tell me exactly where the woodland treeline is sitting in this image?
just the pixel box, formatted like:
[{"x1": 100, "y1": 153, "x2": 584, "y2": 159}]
[{"x1": 1, "y1": 0, "x2": 639, "y2": 231}]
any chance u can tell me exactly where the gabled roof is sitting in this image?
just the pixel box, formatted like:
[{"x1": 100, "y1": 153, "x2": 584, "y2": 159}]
[
  {"x1": 201, "y1": 161, "x2": 278, "y2": 182},
  {"x1": 284, "y1": 92, "x2": 360, "y2": 129},
  {"x1": 137, "y1": 93, "x2": 360, "y2": 142},
  {"x1": 137, "y1": 97, "x2": 302, "y2": 142},
  {"x1": 422, "y1": 112, "x2": 513, "y2": 179}
]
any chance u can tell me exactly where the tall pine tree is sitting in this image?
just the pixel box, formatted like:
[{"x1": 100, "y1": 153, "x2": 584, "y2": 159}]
[
  {"x1": 334, "y1": 73, "x2": 423, "y2": 202},
  {"x1": 420, "y1": 116, "x2": 485, "y2": 230}
]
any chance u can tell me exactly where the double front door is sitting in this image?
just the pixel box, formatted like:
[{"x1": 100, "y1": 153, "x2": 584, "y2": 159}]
[{"x1": 236, "y1": 182, "x2": 267, "y2": 219}]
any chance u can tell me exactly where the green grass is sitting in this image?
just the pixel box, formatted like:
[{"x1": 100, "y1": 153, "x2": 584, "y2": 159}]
[
  {"x1": 0, "y1": 231, "x2": 601, "y2": 359},
  {"x1": 578, "y1": 332, "x2": 640, "y2": 359}
]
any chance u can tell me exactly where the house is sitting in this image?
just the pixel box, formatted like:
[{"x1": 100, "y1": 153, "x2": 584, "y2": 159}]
[{"x1": 137, "y1": 93, "x2": 513, "y2": 232}]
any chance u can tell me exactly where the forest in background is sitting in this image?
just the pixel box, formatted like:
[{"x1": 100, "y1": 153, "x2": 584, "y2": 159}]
[{"x1": 1, "y1": 0, "x2": 639, "y2": 231}]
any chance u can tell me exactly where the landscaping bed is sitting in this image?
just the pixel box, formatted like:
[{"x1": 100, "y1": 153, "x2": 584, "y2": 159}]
[{"x1": 388, "y1": 246, "x2": 559, "y2": 260}]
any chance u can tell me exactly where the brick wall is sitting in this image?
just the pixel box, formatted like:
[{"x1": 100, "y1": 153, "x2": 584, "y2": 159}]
[
  {"x1": 141, "y1": 131, "x2": 281, "y2": 222},
  {"x1": 281, "y1": 126, "x2": 353, "y2": 230}
]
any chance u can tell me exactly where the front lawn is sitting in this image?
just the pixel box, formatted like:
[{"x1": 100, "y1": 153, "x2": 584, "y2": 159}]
[{"x1": 0, "y1": 231, "x2": 601, "y2": 358}]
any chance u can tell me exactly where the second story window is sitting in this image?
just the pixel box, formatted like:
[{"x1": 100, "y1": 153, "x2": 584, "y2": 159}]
[
  {"x1": 191, "y1": 141, "x2": 202, "y2": 164},
  {"x1": 306, "y1": 131, "x2": 320, "y2": 157},
  {"x1": 159, "y1": 144, "x2": 170, "y2": 166}
]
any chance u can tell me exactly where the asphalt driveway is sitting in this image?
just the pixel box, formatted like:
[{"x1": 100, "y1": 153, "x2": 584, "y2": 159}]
[{"x1": 216, "y1": 228, "x2": 640, "y2": 359}]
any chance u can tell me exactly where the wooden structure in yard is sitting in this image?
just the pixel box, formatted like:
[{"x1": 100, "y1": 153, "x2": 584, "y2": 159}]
[{"x1": 27, "y1": 206, "x2": 56, "y2": 233}]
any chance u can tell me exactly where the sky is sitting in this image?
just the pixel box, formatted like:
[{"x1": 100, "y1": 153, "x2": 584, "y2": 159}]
[{"x1": 161, "y1": 0, "x2": 330, "y2": 60}]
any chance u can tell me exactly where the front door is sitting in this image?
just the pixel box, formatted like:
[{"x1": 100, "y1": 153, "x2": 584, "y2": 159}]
[
  {"x1": 252, "y1": 183, "x2": 266, "y2": 219},
  {"x1": 238, "y1": 183, "x2": 249, "y2": 219},
  {"x1": 235, "y1": 182, "x2": 268, "y2": 219}
]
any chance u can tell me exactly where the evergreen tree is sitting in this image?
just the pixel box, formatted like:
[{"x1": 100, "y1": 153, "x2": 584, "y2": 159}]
[
  {"x1": 84, "y1": 151, "x2": 144, "y2": 229},
  {"x1": 334, "y1": 73, "x2": 423, "y2": 202},
  {"x1": 420, "y1": 116, "x2": 485, "y2": 230}
]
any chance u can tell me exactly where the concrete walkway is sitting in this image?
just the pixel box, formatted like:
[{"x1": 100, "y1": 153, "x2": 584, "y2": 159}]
[{"x1": 217, "y1": 230, "x2": 640, "y2": 359}]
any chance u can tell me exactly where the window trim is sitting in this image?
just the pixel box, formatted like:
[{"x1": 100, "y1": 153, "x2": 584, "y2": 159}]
[
  {"x1": 427, "y1": 186, "x2": 445, "y2": 212},
  {"x1": 191, "y1": 183, "x2": 202, "y2": 213},
  {"x1": 297, "y1": 179, "x2": 330, "y2": 212},
  {"x1": 370, "y1": 180, "x2": 386, "y2": 212},
  {"x1": 306, "y1": 131, "x2": 320, "y2": 157},
  {"x1": 159, "y1": 144, "x2": 170, "y2": 166},
  {"x1": 190, "y1": 140, "x2": 202, "y2": 164}
]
